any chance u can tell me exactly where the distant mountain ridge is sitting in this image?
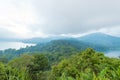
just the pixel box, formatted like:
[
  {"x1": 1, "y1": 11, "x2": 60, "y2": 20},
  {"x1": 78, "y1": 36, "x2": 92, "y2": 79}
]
[
  {"x1": 1, "y1": 32, "x2": 119, "y2": 56},
  {"x1": 21, "y1": 36, "x2": 72, "y2": 44},
  {"x1": 0, "y1": 32, "x2": 120, "y2": 60},
  {"x1": 78, "y1": 32, "x2": 120, "y2": 50},
  {"x1": 21, "y1": 32, "x2": 120, "y2": 50},
  {"x1": 0, "y1": 38, "x2": 108, "y2": 60}
]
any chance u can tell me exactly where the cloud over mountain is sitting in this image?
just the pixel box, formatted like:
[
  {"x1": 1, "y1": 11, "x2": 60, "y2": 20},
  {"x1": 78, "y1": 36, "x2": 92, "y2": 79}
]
[{"x1": 0, "y1": 0, "x2": 120, "y2": 38}]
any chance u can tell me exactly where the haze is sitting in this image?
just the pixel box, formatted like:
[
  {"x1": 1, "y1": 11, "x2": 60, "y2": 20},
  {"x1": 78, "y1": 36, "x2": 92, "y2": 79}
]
[{"x1": 0, "y1": 0, "x2": 120, "y2": 39}]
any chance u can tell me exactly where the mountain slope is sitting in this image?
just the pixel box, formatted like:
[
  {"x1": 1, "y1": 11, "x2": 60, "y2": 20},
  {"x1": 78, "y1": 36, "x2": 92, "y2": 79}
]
[
  {"x1": 22, "y1": 39, "x2": 108, "y2": 53},
  {"x1": 21, "y1": 32, "x2": 120, "y2": 51},
  {"x1": 21, "y1": 36, "x2": 72, "y2": 44},
  {"x1": 78, "y1": 32, "x2": 120, "y2": 50}
]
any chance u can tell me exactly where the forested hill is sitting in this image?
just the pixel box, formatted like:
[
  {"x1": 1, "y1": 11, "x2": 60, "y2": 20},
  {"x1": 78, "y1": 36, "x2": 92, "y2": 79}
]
[
  {"x1": 21, "y1": 32, "x2": 120, "y2": 50},
  {"x1": 0, "y1": 33, "x2": 120, "y2": 80},
  {"x1": 0, "y1": 39, "x2": 108, "y2": 60},
  {"x1": 1, "y1": 48, "x2": 120, "y2": 80},
  {"x1": 79, "y1": 32, "x2": 120, "y2": 49},
  {"x1": 0, "y1": 32, "x2": 120, "y2": 60},
  {"x1": 21, "y1": 36, "x2": 71, "y2": 44}
]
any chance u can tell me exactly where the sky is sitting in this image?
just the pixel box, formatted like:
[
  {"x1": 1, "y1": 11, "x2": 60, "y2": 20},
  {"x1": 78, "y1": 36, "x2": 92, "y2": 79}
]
[{"x1": 0, "y1": 0, "x2": 120, "y2": 39}]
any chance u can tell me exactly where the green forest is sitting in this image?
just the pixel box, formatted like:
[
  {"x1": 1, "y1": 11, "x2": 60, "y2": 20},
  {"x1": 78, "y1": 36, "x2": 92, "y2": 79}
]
[
  {"x1": 0, "y1": 0, "x2": 120, "y2": 79},
  {"x1": 0, "y1": 48, "x2": 120, "y2": 80}
]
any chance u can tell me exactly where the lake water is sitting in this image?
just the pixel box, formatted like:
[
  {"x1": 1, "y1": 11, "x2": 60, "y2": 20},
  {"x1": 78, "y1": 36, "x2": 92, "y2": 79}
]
[
  {"x1": 105, "y1": 51, "x2": 120, "y2": 58},
  {"x1": 0, "y1": 41, "x2": 35, "y2": 50}
]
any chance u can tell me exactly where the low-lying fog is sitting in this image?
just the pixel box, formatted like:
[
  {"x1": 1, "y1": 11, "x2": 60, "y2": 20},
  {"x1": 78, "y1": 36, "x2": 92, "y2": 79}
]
[
  {"x1": 105, "y1": 51, "x2": 120, "y2": 58},
  {"x1": 0, "y1": 41, "x2": 35, "y2": 50}
]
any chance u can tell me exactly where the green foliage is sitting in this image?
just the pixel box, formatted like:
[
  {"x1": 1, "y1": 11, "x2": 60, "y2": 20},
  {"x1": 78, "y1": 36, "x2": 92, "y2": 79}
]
[
  {"x1": 0, "y1": 48, "x2": 120, "y2": 80},
  {"x1": 5, "y1": 67, "x2": 31, "y2": 80},
  {"x1": 0, "y1": 39, "x2": 109, "y2": 61},
  {"x1": 29, "y1": 54, "x2": 49, "y2": 73},
  {"x1": 0, "y1": 62, "x2": 6, "y2": 80},
  {"x1": 27, "y1": 54, "x2": 49, "y2": 80},
  {"x1": 8, "y1": 54, "x2": 34, "y2": 69},
  {"x1": 0, "y1": 62, "x2": 31, "y2": 80},
  {"x1": 50, "y1": 48, "x2": 120, "y2": 80}
]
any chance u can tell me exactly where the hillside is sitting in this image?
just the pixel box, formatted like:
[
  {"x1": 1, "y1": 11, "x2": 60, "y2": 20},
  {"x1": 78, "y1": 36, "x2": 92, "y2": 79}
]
[
  {"x1": 21, "y1": 36, "x2": 72, "y2": 44},
  {"x1": 1, "y1": 48, "x2": 120, "y2": 80},
  {"x1": 0, "y1": 32, "x2": 120, "y2": 60},
  {"x1": 21, "y1": 32, "x2": 120, "y2": 51},
  {"x1": 0, "y1": 39, "x2": 108, "y2": 60},
  {"x1": 78, "y1": 32, "x2": 120, "y2": 50}
]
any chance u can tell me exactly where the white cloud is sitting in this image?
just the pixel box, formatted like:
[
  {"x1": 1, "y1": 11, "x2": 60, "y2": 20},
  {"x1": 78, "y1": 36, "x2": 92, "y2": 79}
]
[
  {"x1": 99, "y1": 26, "x2": 120, "y2": 37},
  {"x1": 0, "y1": 0, "x2": 43, "y2": 38},
  {"x1": 0, "y1": 0, "x2": 120, "y2": 39}
]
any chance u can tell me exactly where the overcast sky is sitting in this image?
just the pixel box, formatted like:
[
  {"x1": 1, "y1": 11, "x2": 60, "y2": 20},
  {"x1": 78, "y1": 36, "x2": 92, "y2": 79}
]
[{"x1": 0, "y1": 0, "x2": 120, "y2": 39}]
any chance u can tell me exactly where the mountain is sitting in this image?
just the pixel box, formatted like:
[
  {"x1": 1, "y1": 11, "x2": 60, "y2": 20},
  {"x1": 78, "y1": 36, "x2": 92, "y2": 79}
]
[
  {"x1": 1, "y1": 32, "x2": 120, "y2": 60},
  {"x1": 21, "y1": 36, "x2": 72, "y2": 44},
  {"x1": 78, "y1": 32, "x2": 120, "y2": 50},
  {"x1": 21, "y1": 32, "x2": 120, "y2": 51},
  {"x1": 20, "y1": 38, "x2": 108, "y2": 54},
  {"x1": 22, "y1": 32, "x2": 120, "y2": 49},
  {"x1": 0, "y1": 39, "x2": 108, "y2": 60}
]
